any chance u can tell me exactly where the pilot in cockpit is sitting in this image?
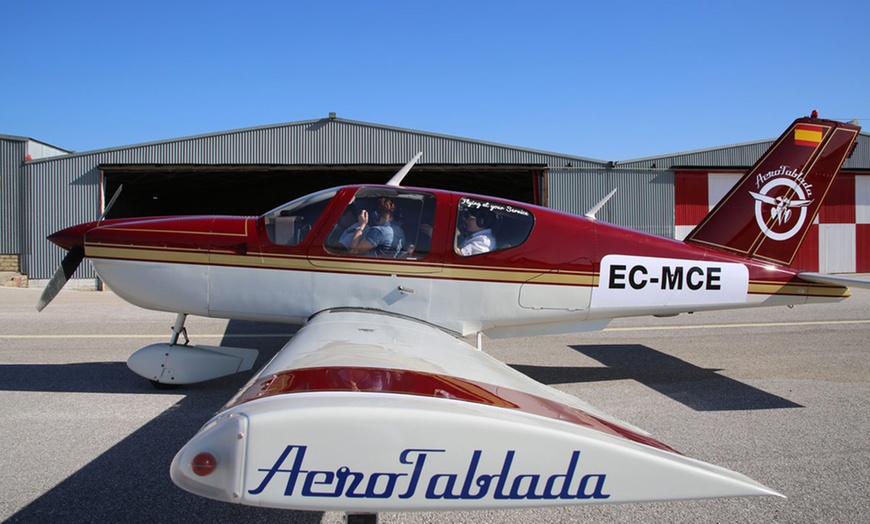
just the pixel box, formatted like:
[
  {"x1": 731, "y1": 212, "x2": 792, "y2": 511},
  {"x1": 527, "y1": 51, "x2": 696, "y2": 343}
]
[
  {"x1": 327, "y1": 204, "x2": 363, "y2": 250},
  {"x1": 348, "y1": 197, "x2": 406, "y2": 257}
]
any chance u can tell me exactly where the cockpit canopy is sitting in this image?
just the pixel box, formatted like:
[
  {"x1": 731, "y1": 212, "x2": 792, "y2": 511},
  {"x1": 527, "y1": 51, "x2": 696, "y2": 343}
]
[{"x1": 261, "y1": 186, "x2": 535, "y2": 259}]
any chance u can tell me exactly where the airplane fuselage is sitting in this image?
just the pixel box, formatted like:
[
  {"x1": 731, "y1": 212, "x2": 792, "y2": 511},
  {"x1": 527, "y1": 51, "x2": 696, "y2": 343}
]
[{"x1": 53, "y1": 184, "x2": 847, "y2": 339}]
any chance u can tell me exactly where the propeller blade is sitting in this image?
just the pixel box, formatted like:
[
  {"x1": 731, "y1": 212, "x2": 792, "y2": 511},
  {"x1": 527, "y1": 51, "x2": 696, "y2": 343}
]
[
  {"x1": 99, "y1": 184, "x2": 123, "y2": 221},
  {"x1": 36, "y1": 245, "x2": 85, "y2": 312}
]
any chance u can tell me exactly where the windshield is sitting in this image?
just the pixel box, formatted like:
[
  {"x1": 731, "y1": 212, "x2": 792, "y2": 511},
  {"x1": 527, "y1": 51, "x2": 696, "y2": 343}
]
[
  {"x1": 324, "y1": 187, "x2": 436, "y2": 259},
  {"x1": 262, "y1": 188, "x2": 337, "y2": 246}
]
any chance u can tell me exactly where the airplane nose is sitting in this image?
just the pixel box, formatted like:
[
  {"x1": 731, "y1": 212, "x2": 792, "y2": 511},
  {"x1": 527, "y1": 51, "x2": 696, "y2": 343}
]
[
  {"x1": 47, "y1": 221, "x2": 99, "y2": 251},
  {"x1": 39, "y1": 220, "x2": 101, "y2": 312}
]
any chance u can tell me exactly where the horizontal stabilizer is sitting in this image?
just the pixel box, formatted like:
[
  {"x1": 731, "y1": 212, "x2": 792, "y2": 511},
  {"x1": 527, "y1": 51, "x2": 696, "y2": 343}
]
[{"x1": 797, "y1": 272, "x2": 870, "y2": 289}]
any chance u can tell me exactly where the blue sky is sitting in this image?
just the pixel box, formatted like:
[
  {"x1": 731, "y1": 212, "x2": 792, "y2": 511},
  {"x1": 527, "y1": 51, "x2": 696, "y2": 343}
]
[{"x1": 2, "y1": 0, "x2": 867, "y2": 160}]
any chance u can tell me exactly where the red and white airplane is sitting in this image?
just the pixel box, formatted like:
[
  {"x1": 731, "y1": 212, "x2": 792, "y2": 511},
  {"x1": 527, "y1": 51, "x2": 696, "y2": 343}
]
[{"x1": 39, "y1": 115, "x2": 865, "y2": 514}]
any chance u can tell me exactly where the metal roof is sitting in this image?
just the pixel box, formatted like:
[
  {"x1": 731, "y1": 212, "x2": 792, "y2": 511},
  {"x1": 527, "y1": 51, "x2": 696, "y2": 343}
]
[
  {"x1": 0, "y1": 134, "x2": 71, "y2": 155},
  {"x1": 616, "y1": 131, "x2": 870, "y2": 170},
  {"x1": 24, "y1": 116, "x2": 607, "y2": 168}
]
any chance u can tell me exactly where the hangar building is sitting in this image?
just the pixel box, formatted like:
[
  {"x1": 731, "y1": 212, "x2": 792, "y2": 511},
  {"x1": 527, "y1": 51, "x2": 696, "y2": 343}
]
[{"x1": 2, "y1": 115, "x2": 869, "y2": 285}]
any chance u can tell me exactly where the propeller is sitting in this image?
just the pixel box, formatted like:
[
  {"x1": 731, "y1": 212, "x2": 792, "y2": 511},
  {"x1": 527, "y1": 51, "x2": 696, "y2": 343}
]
[
  {"x1": 36, "y1": 184, "x2": 123, "y2": 312},
  {"x1": 100, "y1": 184, "x2": 123, "y2": 221},
  {"x1": 36, "y1": 244, "x2": 85, "y2": 312}
]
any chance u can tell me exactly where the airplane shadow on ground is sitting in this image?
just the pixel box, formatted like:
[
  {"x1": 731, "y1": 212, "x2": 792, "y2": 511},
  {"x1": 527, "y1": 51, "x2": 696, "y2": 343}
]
[
  {"x1": 510, "y1": 344, "x2": 802, "y2": 411},
  {"x1": 2, "y1": 320, "x2": 323, "y2": 524}
]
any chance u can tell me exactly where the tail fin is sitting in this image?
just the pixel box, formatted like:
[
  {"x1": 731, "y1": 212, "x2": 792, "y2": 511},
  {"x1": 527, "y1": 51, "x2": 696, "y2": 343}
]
[{"x1": 684, "y1": 115, "x2": 861, "y2": 266}]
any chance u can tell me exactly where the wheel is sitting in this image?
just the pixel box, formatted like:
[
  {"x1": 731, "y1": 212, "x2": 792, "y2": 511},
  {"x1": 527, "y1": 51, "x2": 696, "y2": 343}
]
[{"x1": 150, "y1": 379, "x2": 180, "y2": 390}]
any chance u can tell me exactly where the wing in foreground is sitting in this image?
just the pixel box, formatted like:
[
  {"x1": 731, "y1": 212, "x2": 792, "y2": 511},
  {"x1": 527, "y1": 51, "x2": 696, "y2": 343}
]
[{"x1": 171, "y1": 310, "x2": 780, "y2": 511}]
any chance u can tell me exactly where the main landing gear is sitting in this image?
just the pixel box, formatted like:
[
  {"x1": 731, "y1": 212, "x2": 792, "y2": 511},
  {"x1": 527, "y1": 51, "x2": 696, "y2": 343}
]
[
  {"x1": 148, "y1": 314, "x2": 189, "y2": 389},
  {"x1": 126, "y1": 313, "x2": 260, "y2": 388},
  {"x1": 346, "y1": 513, "x2": 378, "y2": 524}
]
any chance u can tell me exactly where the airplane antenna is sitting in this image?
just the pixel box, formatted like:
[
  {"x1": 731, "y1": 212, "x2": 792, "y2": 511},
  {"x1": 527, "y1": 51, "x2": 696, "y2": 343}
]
[
  {"x1": 584, "y1": 188, "x2": 617, "y2": 220},
  {"x1": 386, "y1": 151, "x2": 423, "y2": 187}
]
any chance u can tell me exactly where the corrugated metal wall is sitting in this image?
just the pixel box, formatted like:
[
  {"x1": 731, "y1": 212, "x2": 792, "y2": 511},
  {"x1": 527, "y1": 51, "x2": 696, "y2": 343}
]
[
  {"x1": 845, "y1": 133, "x2": 870, "y2": 170},
  {"x1": 858, "y1": 175, "x2": 870, "y2": 224},
  {"x1": 618, "y1": 133, "x2": 868, "y2": 171},
  {"x1": 618, "y1": 141, "x2": 775, "y2": 170},
  {"x1": 3, "y1": 136, "x2": 70, "y2": 257},
  {"x1": 854, "y1": 176, "x2": 870, "y2": 272},
  {"x1": 1, "y1": 138, "x2": 26, "y2": 254},
  {"x1": 27, "y1": 119, "x2": 607, "y2": 167},
  {"x1": 819, "y1": 224, "x2": 856, "y2": 273},
  {"x1": 22, "y1": 160, "x2": 102, "y2": 279},
  {"x1": 28, "y1": 140, "x2": 70, "y2": 160},
  {"x1": 547, "y1": 168, "x2": 675, "y2": 238}
]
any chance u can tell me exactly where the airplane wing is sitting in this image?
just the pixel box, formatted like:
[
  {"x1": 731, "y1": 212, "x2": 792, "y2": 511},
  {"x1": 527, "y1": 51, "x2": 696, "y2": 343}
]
[
  {"x1": 798, "y1": 272, "x2": 870, "y2": 289},
  {"x1": 170, "y1": 309, "x2": 779, "y2": 511}
]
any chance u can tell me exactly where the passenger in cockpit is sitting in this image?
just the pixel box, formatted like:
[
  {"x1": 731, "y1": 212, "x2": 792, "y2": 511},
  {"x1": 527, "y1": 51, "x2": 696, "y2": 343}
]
[
  {"x1": 349, "y1": 197, "x2": 406, "y2": 257},
  {"x1": 456, "y1": 209, "x2": 496, "y2": 256}
]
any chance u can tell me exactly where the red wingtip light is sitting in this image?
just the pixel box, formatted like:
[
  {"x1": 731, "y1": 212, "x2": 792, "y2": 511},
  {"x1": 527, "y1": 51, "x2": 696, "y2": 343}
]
[{"x1": 191, "y1": 452, "x2": 218, "y2": 477}]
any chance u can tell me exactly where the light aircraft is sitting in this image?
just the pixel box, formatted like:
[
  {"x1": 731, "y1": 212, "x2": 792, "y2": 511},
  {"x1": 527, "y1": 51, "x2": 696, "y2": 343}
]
[{"x1": 38, "y1": 115, "x2": 866, "y2": 517}]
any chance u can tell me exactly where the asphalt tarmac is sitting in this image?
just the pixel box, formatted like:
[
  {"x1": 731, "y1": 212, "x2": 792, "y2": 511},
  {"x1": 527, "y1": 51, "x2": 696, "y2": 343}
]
[{"x1": 1, "y1": 285, "x2": 869, "y2": 523}]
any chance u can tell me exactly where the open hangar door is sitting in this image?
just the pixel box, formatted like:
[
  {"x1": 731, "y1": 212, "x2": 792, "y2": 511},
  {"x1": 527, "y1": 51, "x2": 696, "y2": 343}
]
[{"x1": 101, "y1": 164, "x2": 544, "y2": 219}]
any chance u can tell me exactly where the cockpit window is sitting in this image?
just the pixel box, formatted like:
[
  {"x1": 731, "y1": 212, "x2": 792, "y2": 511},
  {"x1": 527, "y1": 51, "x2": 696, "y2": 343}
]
[
  {"x1": 455, "y1": 197, "x2": 534, "y2": 256},
  {"x1": 325, "y1": 188, "x2": 437, "y2": 259},
  {"x1": 263, "y1": 189, "x2": 336, "y2": 246}
]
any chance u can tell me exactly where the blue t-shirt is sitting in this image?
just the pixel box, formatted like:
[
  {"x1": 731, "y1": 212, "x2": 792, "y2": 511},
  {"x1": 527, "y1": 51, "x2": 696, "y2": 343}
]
[{"x1": 365, "y1": 221, "x2": 405, "y2": 257}]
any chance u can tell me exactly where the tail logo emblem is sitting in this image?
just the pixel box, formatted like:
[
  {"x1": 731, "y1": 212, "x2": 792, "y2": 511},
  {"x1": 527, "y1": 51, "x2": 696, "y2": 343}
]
[{"x1": 750, "y1": 166, "x2": 814, "y2": 241}]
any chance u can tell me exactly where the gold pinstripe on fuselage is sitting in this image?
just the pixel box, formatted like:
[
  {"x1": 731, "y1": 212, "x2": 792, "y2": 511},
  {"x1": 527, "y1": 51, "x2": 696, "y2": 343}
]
[{"x1": 85, "y1": 242, "x2": 848, "y2": 298}]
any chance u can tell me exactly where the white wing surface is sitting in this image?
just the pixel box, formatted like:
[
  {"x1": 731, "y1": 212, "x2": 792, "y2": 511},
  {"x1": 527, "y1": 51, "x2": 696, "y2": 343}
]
[{"x1": 171, "y1": 309, "x2": 780, "y2": 511}]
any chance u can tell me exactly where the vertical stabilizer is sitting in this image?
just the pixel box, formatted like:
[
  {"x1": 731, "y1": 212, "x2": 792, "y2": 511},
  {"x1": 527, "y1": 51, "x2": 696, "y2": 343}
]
[{"x1": 684, "y1": 116, "x2": 860, "y2": 266}]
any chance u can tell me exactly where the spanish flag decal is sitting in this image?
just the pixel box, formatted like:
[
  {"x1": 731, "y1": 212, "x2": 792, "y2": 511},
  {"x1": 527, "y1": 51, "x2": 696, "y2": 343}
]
[{"x1": 794, "y1": 123, "x2": 824, "y2": 147}]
